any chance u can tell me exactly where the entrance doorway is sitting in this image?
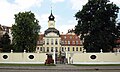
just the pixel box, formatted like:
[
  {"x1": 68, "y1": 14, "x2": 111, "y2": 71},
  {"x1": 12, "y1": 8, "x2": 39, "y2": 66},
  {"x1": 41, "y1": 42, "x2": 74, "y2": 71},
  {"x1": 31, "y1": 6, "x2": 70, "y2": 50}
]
[{"x1": 56, "y1": 52, "x2": 68, "y2": 64}]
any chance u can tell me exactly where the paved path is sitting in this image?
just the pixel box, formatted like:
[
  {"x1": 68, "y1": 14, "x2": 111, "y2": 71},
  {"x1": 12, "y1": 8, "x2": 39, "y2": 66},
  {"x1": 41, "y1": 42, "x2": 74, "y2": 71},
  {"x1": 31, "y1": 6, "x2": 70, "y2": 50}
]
[{"x1": 0, "y1": 64, "x2": 120, "y2": 72}]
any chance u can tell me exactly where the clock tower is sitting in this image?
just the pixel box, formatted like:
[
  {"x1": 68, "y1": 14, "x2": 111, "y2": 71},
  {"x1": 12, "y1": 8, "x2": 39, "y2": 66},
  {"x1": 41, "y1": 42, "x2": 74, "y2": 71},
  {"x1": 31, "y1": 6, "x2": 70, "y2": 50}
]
[{"x1": 48, "y1": 10, "x2": 55, "y2": 28}]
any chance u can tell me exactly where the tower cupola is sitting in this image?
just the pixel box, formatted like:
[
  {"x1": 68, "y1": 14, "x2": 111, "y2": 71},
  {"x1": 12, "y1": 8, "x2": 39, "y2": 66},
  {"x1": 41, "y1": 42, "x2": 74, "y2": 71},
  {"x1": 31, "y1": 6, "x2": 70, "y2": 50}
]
[{"x1": 48, "y1": 10, "x2": 55, "y2": 21}]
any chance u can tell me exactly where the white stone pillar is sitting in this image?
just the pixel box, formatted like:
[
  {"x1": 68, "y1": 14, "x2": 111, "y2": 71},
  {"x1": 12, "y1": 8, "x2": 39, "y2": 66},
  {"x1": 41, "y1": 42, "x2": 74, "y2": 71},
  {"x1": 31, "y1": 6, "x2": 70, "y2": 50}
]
[
  {"x1": 100, "y1": 49, "x2": 103, "y2": 53},
  {"x1": 65, "y1": 49, "x2": 67, "y2": 59},
  {"x1": 65, "y1": 48, "x2": 68, "y2": 64},
  {"x1": 11, "y1": 50, "x2": 13, "y2": 53},
  {"x1": 53, "y1": 48, "x2": 56, "y2": 64},
  {"x1": 83, "y1": 49, "x2": 86, "y2": 53},
  {"x1": 24, "y1": 50, "x2": 26, "y2": 53},
  {"x1": 117, "y1": 49, "x2": 119, "y2": 53}
]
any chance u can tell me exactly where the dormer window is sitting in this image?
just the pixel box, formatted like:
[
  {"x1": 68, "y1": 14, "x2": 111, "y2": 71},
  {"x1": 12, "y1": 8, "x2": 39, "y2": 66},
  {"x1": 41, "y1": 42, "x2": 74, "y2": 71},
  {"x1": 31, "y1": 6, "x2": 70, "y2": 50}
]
[{"x1": 64, "y1": 36, "x2": 66, "y2": 39}]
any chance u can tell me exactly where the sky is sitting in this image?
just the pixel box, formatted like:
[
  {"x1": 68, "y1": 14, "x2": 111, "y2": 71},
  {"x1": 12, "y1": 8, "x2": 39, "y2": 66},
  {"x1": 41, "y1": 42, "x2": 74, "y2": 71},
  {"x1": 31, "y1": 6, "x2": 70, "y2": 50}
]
[{"x1": 0, "y1": 0, "x2": 120, "y2": 34}]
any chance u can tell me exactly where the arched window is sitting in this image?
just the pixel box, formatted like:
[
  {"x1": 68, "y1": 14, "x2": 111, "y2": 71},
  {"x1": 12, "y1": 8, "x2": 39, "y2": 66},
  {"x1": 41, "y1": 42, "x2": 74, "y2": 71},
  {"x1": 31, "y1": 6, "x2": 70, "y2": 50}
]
[
  {"x1": 51, "y1": 47, "x2": 53, "y2": 52},
  {"x1": 76, "y1": 47, "x2": 78, "y2": 51},
  {"x1": 47, "y1": 39, "x2": 49, "y2": 45},
  {"x1": 55, "y1": 47, "x2": 58, "y2": 52},
  {"x1": 51, "y1": 39, "x2": 53, "y2": 45},
  {"x1": 68, "y1": 41, "x2": 70, "y2": 44},
  {"x1": 68, "y1": 47, "x2": 70, "y2": 51},
  {"x1": 47, "y1": 47, "x2": 49, "y2": 52},
  {"x1": 73, "y1": 47, "x2": 75, "y2": 51},
  {"x1": 40, "y1": 47, "x2": 42, "y2": 51},
  {"x1": 55, "y1": 39, "x2": 58, "y2": 45},
  {"x1": 62, "y1": 47, "x2": 64, "y2": 51}
]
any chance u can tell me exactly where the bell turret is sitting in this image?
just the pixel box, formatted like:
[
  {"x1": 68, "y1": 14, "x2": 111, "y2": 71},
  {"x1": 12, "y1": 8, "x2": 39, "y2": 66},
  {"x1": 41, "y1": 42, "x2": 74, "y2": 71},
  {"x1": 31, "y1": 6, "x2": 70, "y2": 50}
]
[{"x1": 48, "y1": 10, "x2": 55, "y2": 21}]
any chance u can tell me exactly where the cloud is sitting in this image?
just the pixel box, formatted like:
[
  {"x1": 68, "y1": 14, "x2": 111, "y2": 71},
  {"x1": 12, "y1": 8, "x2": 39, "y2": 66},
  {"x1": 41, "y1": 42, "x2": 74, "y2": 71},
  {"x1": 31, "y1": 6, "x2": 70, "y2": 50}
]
[
  {"x1": 70, "y1": 0, "x2": 88, "y2": 11},
  {"x1": 50, "y1": 0, "x2": 64, "y2": 3},
  {"x1": 110, "y1": 0, "x2": 120, "y2": 19},
  {"x1": 14, "y1": 0, "x2": 43, "y2": 9},
  {"x1": 70, "y1": 0, "x2": 120, "y2": 11},
  {"x1": 110, "y1": 0, "x2": 120, "y2": 7},
  {"x1": 0, "y1": 0, "x2": 43, "y2": 26},
  {"x1": 57, "y1": 20, "x2": 77, "y2": 34},
  {"x1": 70, "y1": 0, "x2": 120, "y2": 20}
]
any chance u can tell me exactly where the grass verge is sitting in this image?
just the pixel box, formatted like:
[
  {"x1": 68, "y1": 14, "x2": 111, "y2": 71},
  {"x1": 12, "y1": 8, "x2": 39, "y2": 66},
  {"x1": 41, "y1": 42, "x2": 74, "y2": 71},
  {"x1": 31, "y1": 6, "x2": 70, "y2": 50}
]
[
  {"x1": 72, "y1": 64, "x2": 120, "y2": 66},
  {"x1": 0, "y1": 64, "x2": 56, "y2": 66}
]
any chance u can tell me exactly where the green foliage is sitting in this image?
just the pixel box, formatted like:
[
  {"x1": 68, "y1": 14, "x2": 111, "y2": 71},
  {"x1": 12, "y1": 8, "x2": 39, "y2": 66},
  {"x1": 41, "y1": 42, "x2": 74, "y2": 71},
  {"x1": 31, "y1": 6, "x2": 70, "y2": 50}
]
[
  {"x1": 75, "y1": 0, "x2": 119, "y2": 52},
  {"x1": 117, "y1": 22, "x2": 120, "y2": 38},
  {"x1": 11, "y1": 11, "x2": 40, "y2": 52},
  {"x1": 1, "y1": 33, "x2": 11, "y2": 52}
]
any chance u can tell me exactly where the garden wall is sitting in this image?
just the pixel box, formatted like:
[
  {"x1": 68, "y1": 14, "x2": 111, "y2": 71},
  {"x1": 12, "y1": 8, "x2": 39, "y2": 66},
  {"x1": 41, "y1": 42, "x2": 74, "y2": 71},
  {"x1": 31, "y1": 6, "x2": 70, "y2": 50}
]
[
  {"x1": 67, "y1": 52, "x2": 120, "y2": 64},
  {"x1": 0, "y1": 53, "x2": 47, "y2": 64}
]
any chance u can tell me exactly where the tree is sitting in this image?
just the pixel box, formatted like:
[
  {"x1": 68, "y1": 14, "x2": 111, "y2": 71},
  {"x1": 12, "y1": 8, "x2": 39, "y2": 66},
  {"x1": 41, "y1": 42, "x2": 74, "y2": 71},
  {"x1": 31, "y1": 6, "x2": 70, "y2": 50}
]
[
  {"x1": 12, "y1": 11, "x2": 40, "y2": 52},
  {"x1": 75, "y1": 0, "x2": 119, "y2": 52},
  {"x1": 1, "y1": 33, "x2": 11, "y2": 52},
  {"x1": 0, "y1": 36, "x2": 2, "y2": 48},
  {"x1": 117, "y1": 22, "x2": 120, "y2": 37}
]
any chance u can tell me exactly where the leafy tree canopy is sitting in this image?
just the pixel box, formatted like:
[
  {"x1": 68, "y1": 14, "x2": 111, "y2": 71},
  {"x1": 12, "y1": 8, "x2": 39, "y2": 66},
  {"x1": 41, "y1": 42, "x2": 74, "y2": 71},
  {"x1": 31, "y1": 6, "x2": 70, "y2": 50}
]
[
  {"x1": 1, "y1": 33, "x2": 11, "y2": 52},
  {"x1": 12, "y1": 11, "x2": 40, "y2": 52},
  {"x1": 75, "y1": 0, "x2": 119, "y2": 52}
]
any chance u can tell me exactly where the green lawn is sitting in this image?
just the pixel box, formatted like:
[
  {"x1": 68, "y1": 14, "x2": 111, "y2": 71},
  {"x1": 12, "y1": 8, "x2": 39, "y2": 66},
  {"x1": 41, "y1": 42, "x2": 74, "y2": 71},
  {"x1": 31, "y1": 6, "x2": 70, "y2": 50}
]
[
  {"x1": 72, "y1": 64, "x2": 120, "y2": 66},
  {"x1": 0, "y1": 64, "x2": 56, "y2": 66}
]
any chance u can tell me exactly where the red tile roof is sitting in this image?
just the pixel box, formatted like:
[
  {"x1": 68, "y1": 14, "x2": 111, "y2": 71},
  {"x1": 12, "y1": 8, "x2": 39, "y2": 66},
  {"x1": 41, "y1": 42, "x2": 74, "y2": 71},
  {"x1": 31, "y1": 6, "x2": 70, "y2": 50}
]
[
  {"x1": 37, "y1": 33, "x2": 82, "y2": 46},
  {"x1": 60, "y1": 34, "x2": 82, "y2": 46},
  {"x1": 37, "y1": 34, "x2": 44, "y2": 45}
]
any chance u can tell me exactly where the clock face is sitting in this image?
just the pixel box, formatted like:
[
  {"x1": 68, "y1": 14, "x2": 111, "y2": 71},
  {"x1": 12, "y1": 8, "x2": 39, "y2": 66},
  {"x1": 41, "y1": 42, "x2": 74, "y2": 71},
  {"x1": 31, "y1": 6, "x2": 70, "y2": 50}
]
[
  {"x1": 50, "y1": 21, "x2": 54, "y2": 26},
  {"x1": 50, "y1": 22, "x2": 53, "y2": 26},
  {"x1": 49, "y1": 21, "x2": 55, "y2": 28}
]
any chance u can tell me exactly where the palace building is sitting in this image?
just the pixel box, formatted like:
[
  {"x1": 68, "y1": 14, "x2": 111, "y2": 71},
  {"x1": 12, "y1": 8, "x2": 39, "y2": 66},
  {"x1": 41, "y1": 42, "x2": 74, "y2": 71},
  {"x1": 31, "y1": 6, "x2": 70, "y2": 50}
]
[{"x1": 36, "y1": 11, "x2": 83, "y2": 54}]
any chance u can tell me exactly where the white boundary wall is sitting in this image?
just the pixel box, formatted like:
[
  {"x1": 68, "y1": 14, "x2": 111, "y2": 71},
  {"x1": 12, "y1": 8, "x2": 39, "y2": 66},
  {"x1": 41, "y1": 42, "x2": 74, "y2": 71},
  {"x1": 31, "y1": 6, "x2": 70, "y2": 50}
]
[
  {"x1": 0, "y1": 52, "x2": 120, "y2": 64},
  {"x1": 0, "y1": 53, "x2": 47, "y2": 64},
  {"x1": 67, "y1": 52, "x2": 120, "y2": 64}
]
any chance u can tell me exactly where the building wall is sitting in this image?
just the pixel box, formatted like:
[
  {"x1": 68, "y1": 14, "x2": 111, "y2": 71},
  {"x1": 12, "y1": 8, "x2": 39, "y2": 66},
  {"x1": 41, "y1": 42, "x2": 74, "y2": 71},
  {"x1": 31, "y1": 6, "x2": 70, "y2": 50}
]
[
  {"x1": 61, "y1": 46, "x2": 83, "y2": 52},
  {"x1": 43, "y1": 32, "x2": 61, "y2": 53},
  {"x1": 0, "y1": 53, "x2": 47, "y2": 64},
  {"x1": 68, "y1": 52, "x2": 120, "y2": 64}
]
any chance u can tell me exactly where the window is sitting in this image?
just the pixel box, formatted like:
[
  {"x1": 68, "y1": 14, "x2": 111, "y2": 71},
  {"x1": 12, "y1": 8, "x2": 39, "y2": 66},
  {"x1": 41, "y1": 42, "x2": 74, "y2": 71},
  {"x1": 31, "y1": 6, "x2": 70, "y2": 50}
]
[
  {"x1": 55, "y1": 47, "x2": 58, "y2": 52},
  {"x1": 68, "y1": 41, "x2": 70, "y2": 44},
  {"x1": 61, "y1": 41, "x2": 64, "y2": 44},
  {"x1": 80, "y1": 47, "x2": 82, "y2": 51},
  {"x1": 55, "y1": 39, "x2": 58, "y2": 45},
  {"x1": 90, "y1": 55, "x2": 97, "y2": 60},
  {"x1": 65, "y1": 41, "x2": 67, "y2": 44},
  {"x1": 73, "y1": 47, "x2": 74, "y2": 51},
  {"x1": 51, "y1": 47, "x2": 53, "y2": 52},
  {"x1": 62, "y1": 47, "x2": 64, "y2": 51},
  {"x1": 76, "y1": 41, "x2": 78, "y2": 45},
  {"x1": 70, "y1": 36, "x2": 72, "y2": 39},
  {"x1": 29, "y1": 55, "x2": 34, "y2": 59},
  {"x1": 47, "y1": 39, "x2": 49, "y2": 45},
  {"x1": 47, "y1": 47, "x2": 49, "y2": 52},
  {"x1": 65, "y1": 47, "x2": 66, "y2": 51},
  {"x1": 68, "y1": 47, "x2": 70, "y2": 51},
  {"x1": 64, "y1": 36, "x2": 66, "y2": 39},
  {"x1": 72, "y1": 41, "x2": 75, "y2": 44},
  {"x1": 51, "y1": 39, "x2": 53, "y2": 45},
  {"x1": 76, "y1": 47, "x2": 78, "y2": 51},
  {"x1": 37, "y1": 47, "x2": 39, "y2": 50},
  {"x1": 3, "y1": 55, "x2": 8, "y2": 59},
  {"x1": 40, "y1": 47, "x2": 42, "y2": 51}
]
